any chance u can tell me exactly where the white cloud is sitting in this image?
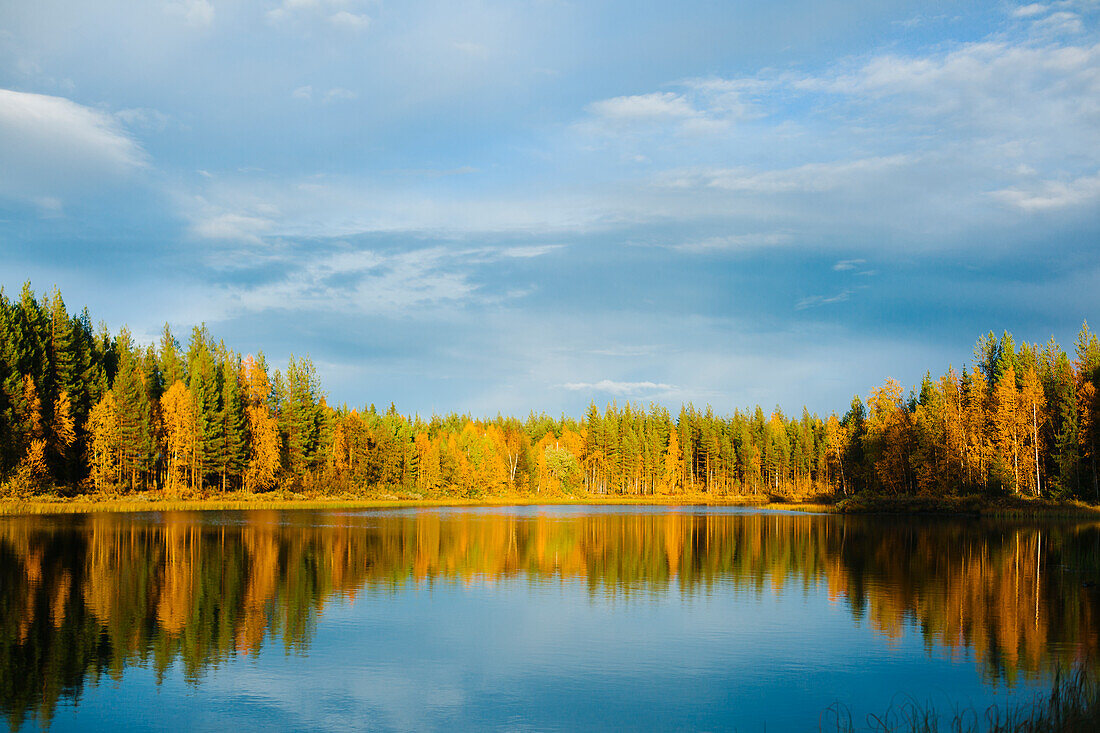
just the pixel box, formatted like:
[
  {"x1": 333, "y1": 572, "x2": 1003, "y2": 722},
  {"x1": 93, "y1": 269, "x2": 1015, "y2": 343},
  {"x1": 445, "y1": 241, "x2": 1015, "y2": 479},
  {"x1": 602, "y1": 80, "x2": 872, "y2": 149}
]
[
  {"x1": 191, "y1": 212, "x2": 274, "y2": 243},
  {"x1": 1031, "y1": 11, "x2": 1083, "y2": 36},
  {"x1": 587, "y1": 92, "x2": 699, "y2": 121},
  {"x1": 500, "y1": 244, "x2": 565, "y2": 258},
  {"x1": 323, "y1": 87, "x2": 357, "y2": 103},
  {"x1": 291, "y1": 86, "x2": 357, "y2": 103},
  {"x1": 165, "y1": 0, "x2": 214, "y2": 28},
  {"x1": 991, "y1": 172, "x2": 1100, "y2": 210},
  {"x1": 672, "y1": 232, "x2": 792, "y2": 253},
  {"x1": 1012, "y1": 4, "x2": 1049, "y2": 18},
  {"x1": 796, "y1": 290, "x2": 854, "y2": 310},
  {"x1": 581, "y1": 84, "x2": 756, "y2": 138},
  {"x1": 833, "y1": 259, "x2": 866, "y2": 271},
  {"x1": 0, "y1": 88, "x2": 146, "y2": 202},
  {"x1": 225, "y1": 246, "x2": 480, "y2": 317},
  {"x1": 659, "y1": 155, "x2": 914, "y2": 193},
  {"x1": 563, "y1": 380, "x2": 678, "y2": 395},
  {"x1": 328, "y1": 11, "x2": 371, "y2": 31},
  {"x1": 268, "y1": 0, "x2": 371, "y2": 28}
]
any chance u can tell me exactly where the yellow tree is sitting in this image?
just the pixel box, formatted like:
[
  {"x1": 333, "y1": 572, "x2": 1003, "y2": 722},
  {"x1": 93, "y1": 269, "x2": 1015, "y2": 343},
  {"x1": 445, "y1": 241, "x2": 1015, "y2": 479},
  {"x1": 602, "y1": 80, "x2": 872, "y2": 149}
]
[
  {"x1": 661, "y1": 428, "x2": 682, "y2": 494},
  {"x1": 51, "y1": 391, "x2": 77, "y2": 462},
  {"x1": 161, "y1": 381, "x2": 197, "y2": 495},
  {"x1": 866, "y1": 379, "x2": 913, "y2": 495},
  {"x1": 86, "y1": 393, "x2": 120, "y2": 492},
  {"x1": 246, "y1": 405, "x2": 280, "y2": 492},
  {"x1": 991, "y1": 366, "x2": 1021, "y2": 492},
  {"x1": 12, "y1": 377, "x2": 48, "y2": 492},
  {"x1": 414, "y1": 432, "x2": 441, "y2": 491},
  {"x1": 964, "y1": 366, "x2": 992, "y2": 485},
  {"x1": 940, "y1": 368, "x2": 967, "y2": 486},
  {"x1": 241, "y1": 354, "x2": 271, "y2": 406},
  {"x1": 1018, "y1": 365, "x2": 1046, "y2": 496},
  {"x1": 824, "y1": 414, "x2": 847, "y2": 495},
  {"x1": 241, "y1": 356, "x2": 281, "y2": 492}
]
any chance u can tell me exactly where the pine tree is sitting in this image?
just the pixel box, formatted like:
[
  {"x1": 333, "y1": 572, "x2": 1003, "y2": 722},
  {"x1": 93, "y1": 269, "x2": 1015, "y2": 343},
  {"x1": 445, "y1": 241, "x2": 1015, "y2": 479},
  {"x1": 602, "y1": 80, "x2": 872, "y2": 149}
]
[
  {"x1": 186, "y1": 326, "x2": 222, "y2": 489},
  {"x1": 215, "y1": 348, "x2": 247, "y2": 491},
  {"x1": 112, "y1": 330, "x2": 154, "y2": 490}
]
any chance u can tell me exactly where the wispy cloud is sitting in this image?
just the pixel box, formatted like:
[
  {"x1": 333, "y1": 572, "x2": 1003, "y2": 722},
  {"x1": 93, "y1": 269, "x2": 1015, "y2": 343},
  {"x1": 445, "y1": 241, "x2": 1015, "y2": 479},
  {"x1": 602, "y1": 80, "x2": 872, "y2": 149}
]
[
  {"x1": 164, "y1": 0, "x2": 213, "y2": 28},
  {"x1": 672, "y1": 232, "x2": 792, "y2": 253},
  {"x1": 0, "y1": 88, "x2": 146, "y2": 202},
  {"x1": 328, "y1": 11, "x2": 371, "y2": 31},
  {"x1": 796, "y1": 290, "x2": 854, "y2": 310},
  {"x1": 833, "y1": 259, "x2": 866, "y2": 271},
  {"x1": 992, "y1": 172, "x2": 1100, "y2": 210},
  {"x1": 563, "y1": 380, "x2": 678, "y2": 395},
  {"x1": 1012, "y1": 4, "x2": 1049, "y2": 18}
]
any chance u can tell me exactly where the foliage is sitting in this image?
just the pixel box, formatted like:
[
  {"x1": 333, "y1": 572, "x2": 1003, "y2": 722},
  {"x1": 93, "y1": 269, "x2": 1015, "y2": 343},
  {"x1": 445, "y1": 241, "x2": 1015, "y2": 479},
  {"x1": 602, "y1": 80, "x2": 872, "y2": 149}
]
[{"x1": 1, "y1": 284, "x2": 1099, "y2": 502}]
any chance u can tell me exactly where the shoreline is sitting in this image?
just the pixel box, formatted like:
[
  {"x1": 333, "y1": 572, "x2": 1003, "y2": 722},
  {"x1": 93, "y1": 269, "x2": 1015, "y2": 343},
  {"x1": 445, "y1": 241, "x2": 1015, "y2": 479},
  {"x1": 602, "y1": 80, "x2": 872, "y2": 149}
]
[{"x1": 0, "y1": 491, "x2": 1097, "y2": 517}]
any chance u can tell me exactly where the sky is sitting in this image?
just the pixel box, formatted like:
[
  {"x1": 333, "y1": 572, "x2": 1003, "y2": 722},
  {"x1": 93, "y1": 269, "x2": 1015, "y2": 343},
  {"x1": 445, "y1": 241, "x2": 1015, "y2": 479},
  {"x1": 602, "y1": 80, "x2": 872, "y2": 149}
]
[{"x1": 1, "y1": 0, "x2": 1098, "y2": 418}]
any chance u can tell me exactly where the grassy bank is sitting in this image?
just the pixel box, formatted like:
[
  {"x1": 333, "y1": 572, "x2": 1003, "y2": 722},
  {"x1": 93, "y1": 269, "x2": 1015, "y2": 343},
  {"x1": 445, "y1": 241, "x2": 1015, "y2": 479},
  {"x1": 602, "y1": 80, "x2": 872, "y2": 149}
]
[
  {"x1": 835, "y1": 493, "x2": 1100, "y2": 518},
  {"x1": 0, "y1": 490, "x2": 789, "y2": 516},
  {"x1": 2, "y1": 490, "x2": 1095, "y2": 517},
  {"x1": 822, "y1": 667, "x2": 1099, "y2": 732}
]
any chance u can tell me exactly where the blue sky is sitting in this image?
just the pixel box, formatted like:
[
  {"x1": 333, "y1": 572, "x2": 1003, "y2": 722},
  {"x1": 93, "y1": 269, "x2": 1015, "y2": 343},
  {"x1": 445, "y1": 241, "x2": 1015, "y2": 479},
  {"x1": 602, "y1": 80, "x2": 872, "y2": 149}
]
[{"x1": 1, "y1": 0, "x2": 1098, "y2": 417}]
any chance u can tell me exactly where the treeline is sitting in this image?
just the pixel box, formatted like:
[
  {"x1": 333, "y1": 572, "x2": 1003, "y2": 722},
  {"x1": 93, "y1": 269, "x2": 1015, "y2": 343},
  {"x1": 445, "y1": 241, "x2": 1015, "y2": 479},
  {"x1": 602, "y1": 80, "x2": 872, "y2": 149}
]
[{"x1": 0, "y1": 283, "x2": 1098, "y2": 500}]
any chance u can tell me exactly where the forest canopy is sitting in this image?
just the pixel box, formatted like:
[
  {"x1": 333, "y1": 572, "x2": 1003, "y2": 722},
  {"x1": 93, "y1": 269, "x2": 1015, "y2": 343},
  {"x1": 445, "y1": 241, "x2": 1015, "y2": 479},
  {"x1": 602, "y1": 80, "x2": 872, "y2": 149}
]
[{"x1": 1, "y1": 283, "x2": 1098, "y2": 501}]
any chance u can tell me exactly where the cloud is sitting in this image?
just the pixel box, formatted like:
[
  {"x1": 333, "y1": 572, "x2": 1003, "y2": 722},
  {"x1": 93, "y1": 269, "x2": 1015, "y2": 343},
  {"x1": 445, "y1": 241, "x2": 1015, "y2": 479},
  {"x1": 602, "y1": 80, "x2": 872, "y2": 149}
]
[
  {"x1": 672, "y1": 232, "x2": 792, "y2": 253},
  {"x1": 328, "y1": 11, "x2": 371, "y2": 31},
  {"x1": 191, "y1": 212, "x2": 274, "y2": 243},
  {"x1": 1012, "y1": 4, "x2": 1049, "y2": 18},
  {"x1": 165, "y1": 0, "x2": 214, "y2": 28},
  {"x1": 659, "y1": 155, "x2": 914, "y2": 194},
  {"x1": 268, "y1": 0, "x2": 371, "y2": 28},
  {"x1": 221, "y1": 245, "x2": 496, "y2": 317},
  {"x1": 587, "y1": 92, "x2": 699, "y2": 121},
  {"x1": 1031, "y1": 11, "x2": 1083, "y2": 36},
  {"x1": 581, "y1": 81, "x2": 761, "y2": 138},
  {"x1": 323, "y1": 87, "x2": 357, "y2": 103},
  {"x1": 833, "y1": 259, "x2": 866, "y2": 271},
  {"x1": 0, "y1": 88, "x2": 146, "y2": 202},
  {"x1": 500, "y1": 244, "x2": 565, "y2": 258},
  {"x1": 991, "y1": 172, "x2": 1100, "y2": 210},
  {"x1": 795, "y1": 290, "x2": 853, "y2": 310},
  {"x1": 563, "y1": 380, "x2": 678, "y2": 395},
  {"x1": 291, "y1": 86, "x2": 357, "y2": 103}
]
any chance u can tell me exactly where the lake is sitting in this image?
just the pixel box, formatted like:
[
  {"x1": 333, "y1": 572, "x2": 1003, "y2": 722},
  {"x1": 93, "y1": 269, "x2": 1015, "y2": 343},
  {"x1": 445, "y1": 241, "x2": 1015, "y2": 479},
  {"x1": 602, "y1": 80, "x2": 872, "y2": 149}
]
[{"x1": 1, "y1": 506, "x2": 1097, "y2": 731}]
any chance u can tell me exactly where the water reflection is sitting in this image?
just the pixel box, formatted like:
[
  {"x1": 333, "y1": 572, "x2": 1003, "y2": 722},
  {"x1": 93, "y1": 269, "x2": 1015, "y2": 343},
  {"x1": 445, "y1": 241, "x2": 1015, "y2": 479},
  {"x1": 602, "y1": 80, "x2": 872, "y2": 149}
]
[{"x1": 1, "y1": 508, "x2": 1098, "y2": 729}]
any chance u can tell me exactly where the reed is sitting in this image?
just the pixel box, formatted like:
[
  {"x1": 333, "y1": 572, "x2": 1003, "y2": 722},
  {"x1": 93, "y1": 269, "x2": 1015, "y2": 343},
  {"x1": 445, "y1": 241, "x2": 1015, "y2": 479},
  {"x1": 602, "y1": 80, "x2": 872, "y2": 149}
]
[{"x1": 821, "y1": 668, "x2": 1100, "y2": 733}]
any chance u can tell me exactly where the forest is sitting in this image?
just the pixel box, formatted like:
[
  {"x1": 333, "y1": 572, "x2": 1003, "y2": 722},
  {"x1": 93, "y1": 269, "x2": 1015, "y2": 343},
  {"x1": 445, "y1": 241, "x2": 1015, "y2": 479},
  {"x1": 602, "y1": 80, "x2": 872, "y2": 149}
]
[{"x1": 0, "y1": 283, "x2": 1098, "y2": 502}]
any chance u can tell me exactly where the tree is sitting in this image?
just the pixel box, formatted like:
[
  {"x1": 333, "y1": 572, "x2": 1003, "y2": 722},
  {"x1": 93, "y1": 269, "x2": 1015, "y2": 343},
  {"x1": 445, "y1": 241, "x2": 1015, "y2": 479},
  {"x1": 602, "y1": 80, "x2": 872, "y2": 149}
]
[
  {"x1": 1018, "y1": 364, "x2": 1046, "y2": 496},
  {"x1": 50, "y1": 390, "x2": 77, "y2": 480},
  {"x1": 991, "y1": 366, "x2": 1023, "y2": 493},
  {"x1": 241, "y1": 355, "x2": 280, "y2": 491},
  {"x1": 87, "y1": 393, "x2": 120, "y2": 492},
  {"x1": 661, "y1": 427, "x2": 682, "y2": 494},
  {"x1": 865, "y1": 379, "x2": 913, "y2": 495},
  {"x1": 161, "y1": 381, "x2": 197, "y2": 495}
]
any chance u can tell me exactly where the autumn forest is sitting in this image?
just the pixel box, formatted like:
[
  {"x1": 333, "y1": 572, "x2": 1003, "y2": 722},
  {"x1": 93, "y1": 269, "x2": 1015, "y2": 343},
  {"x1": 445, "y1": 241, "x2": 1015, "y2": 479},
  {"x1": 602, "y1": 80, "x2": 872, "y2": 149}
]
[{"x1": 1, "y1": 283, "x2": 1098, "y2": 503}]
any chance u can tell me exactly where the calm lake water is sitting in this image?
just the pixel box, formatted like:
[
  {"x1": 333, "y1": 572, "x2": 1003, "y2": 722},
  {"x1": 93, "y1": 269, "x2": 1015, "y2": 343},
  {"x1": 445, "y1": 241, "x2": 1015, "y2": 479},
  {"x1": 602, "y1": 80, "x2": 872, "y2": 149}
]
[{"x1": 2, "y1": 506, "x2": 1098, "y2": 731}]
